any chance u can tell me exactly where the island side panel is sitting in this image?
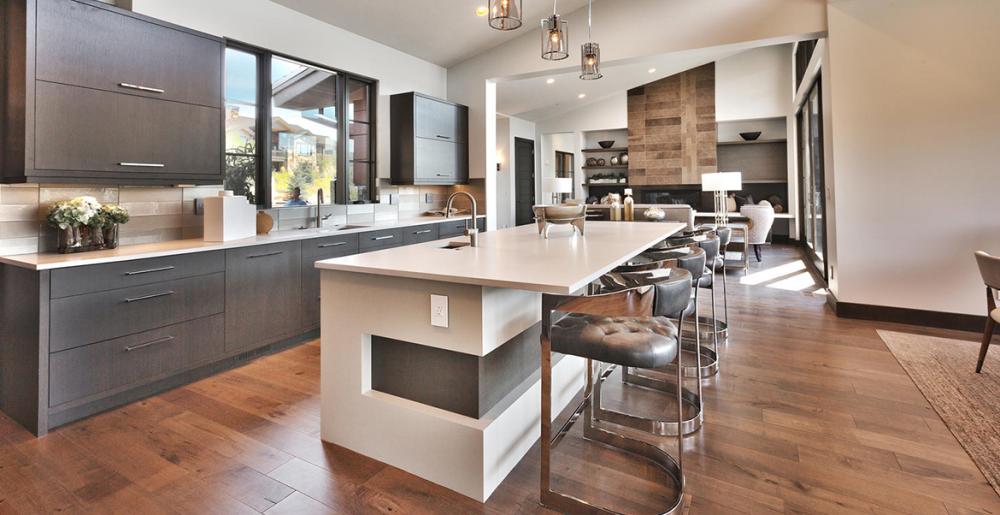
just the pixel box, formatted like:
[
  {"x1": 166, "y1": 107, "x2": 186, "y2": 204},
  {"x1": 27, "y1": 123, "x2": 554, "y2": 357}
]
[
  {"x1": 318, "y1": 268, "x2": 583, "y2": 502},
  {"x1": 0, "y1": 265, "x2": 49, "y2": 435}
]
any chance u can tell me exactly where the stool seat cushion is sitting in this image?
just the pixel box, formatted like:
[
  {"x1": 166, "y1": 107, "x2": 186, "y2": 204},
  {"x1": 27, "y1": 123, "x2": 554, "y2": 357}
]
[
  {"x1": 992, "y1": 308, "x2": 1000, "y2": 324},
  {"x1": 550, "y1": 314, "x2": 678, "y2": 368}
]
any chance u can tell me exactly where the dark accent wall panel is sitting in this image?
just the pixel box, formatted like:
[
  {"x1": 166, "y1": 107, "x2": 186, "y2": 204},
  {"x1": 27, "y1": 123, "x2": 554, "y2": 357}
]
[{"x1": 627, "y1": 63, "x2": 717, "y2": 186}]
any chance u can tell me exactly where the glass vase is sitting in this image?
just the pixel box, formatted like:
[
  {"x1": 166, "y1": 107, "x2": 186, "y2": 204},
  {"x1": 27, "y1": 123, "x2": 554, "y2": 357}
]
[
  {"x1": 57, "y1": 226, "x2": 84, "y2": 254},
  {"x1": 103, "y1": 224, "x2": 120, "y2": 249}
]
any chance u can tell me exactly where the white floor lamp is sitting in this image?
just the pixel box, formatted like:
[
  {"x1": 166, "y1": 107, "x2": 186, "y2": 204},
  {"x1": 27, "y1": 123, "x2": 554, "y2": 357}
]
[{"x1": 701, "y1": 171, "x2": 742, "y2": 227}]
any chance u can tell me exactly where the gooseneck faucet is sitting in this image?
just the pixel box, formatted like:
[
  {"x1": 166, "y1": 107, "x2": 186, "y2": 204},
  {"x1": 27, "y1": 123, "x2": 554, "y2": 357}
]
[
  {"x1": 445, "y1": 191, "x2": 479, "y2": 247},
  {"x1": 316, "y1": 188, "x2": 332, "y2": 228}
]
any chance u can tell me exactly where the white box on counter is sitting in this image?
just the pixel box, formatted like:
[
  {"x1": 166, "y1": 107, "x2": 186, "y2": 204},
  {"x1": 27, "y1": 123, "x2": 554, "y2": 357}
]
[{"x1": 203, "y1": 191, "x2": 256, "y2": 241}]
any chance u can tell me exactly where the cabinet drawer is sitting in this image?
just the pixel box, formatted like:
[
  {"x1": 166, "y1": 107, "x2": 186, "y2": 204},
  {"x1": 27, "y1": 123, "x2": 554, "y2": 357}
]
[
  {"x1": 438, "y1": 219, "x2": 476, "y2": 238},
  {"x1": 413, "y1": 95, "x2": 465, "y2": 143},
  {"x1": 359, "y1": 228, "x2": 404, "y2": 251},
  {"x1": 50, "y1": 251, "x2": 224, "y2": 299},
  {"x1": 49, "y1": 314, "x2": 225, "y2": 407},
  {"x1": 402, "y1": 224, "x2": 439, "y2": 245},
  {"x1": 34, "y1": 82, "x2": 222, "y2": 178},
  {"x1": 49, "y1": 272, "x2": 225, "y2": 353},
  {"x1": 35, "y1": 0, "x2": 222, "y2": 108}
]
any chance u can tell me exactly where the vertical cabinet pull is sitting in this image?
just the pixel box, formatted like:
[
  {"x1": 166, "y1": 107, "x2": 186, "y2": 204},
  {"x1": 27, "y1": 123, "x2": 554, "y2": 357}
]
[
  {"x1": 124, "y1": 335, "x2": 175, "y2": 352},
  {"x1": 124, "y1": 265, "x2": 175, "y2": 276},
  {"x1": 124, "y1": 291, "x2": 175, "y2": 303}
]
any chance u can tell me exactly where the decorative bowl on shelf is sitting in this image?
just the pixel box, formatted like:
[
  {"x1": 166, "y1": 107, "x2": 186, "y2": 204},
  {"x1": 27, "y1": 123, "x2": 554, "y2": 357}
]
[
  {"x1": 586, "y1": 157, "x2": 598, "y2": 166},
  {"x1": 596, "y1": 158, "x2": 606, "y2": 166},
  {"x1": 597, "y1": 140, "x2": 615, "y2": 148},
  {"x1": 739, "y1": 131, "x2": 762, "y2": 141}
]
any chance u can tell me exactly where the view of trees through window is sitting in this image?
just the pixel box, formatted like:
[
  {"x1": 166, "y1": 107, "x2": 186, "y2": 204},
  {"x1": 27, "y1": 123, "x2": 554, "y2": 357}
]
[{"x1": 223, "y1": 45, "x2": 376, "y2": 208}]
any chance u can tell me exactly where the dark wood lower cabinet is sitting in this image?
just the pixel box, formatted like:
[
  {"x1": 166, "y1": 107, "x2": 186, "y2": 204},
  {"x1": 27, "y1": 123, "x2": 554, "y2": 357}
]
[
  {"x1": 225, "y1": 242, "x2": 302, "y2": 353},
  {"x1": 0, "y1": 217, "x2": 486, "y2": 436}
]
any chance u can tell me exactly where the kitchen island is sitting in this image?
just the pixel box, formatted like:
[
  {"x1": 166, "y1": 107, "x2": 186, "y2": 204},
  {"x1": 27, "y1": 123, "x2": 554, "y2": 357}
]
[{"x1": 316, "y1": 221, "x2": 685, "y2": 501}]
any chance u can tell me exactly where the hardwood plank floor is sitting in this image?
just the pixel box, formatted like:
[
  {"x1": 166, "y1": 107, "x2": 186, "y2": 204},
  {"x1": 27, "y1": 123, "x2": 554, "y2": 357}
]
[{"x1": 0, "y1": 245, "x2": 997, "y2": 514}]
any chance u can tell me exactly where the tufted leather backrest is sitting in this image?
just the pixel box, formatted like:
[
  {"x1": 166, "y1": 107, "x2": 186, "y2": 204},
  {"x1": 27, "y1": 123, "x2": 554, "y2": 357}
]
[
  {"x1": 543, "y1": 283, "x2": 657, "y2": 338},
  {"x1": 975, "y1": 251, "x2": 1000, "y2": 290}
]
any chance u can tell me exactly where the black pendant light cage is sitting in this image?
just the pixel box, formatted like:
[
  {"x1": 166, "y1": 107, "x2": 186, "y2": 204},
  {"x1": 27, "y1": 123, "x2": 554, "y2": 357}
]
[
  {"x1": 580, "y1": 42, "x2": 602, "y2": 80},
  {"x1": 579, "y1": 0, "x2": 602, "y2": 79},
  {"x1": 541, "y1": 14, "x2": 569, "y2": 60},
  {"x1": 489, "y1": 0, "x2": 523, "y2": 30}
]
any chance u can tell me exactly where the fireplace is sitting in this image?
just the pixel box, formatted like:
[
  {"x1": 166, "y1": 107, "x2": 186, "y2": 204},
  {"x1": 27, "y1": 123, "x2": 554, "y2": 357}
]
[{"x1": 639, "y1": 187, "x2": 710, "y2": 211}]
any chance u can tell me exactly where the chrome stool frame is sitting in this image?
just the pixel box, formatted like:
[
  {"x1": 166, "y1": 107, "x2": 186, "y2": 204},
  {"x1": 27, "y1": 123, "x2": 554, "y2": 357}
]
[
  {"x1": 595, "y1": 263, "x2": 703, "y2": 437},
  {"x1": 540, "y1": 280, "x2": 687, "y2": 514}
]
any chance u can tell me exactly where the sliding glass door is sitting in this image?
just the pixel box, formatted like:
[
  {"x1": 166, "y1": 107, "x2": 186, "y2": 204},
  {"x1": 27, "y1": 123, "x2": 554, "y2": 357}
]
[{"x1": 797, "y1": 77, "x2": 827, "y2": 279}]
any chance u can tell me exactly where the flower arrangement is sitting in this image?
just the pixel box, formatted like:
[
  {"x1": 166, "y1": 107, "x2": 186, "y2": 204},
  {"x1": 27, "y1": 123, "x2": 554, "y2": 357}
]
[{"x1": 46, "y1": 197, "x2": 129, "y2": 253}]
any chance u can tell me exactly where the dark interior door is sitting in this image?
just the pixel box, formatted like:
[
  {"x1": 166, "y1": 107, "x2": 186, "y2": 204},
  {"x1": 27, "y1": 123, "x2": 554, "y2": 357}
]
[{"x1": 514, "y1": 137, "x2": 535, "y2": 226}]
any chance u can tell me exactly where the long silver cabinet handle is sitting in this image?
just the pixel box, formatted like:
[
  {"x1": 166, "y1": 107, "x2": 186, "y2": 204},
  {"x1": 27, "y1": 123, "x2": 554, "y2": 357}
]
[
  {"x1": 118, "y1": 162, "x2": 165, "y2": 168},
  {"x1": 413, "y1": 230, "x2": 432, "y2": 235},
  {"x1": 124, "y1": 335, "x2": 175, "y2": 352},
  {"x1": 318, "y1": 242, "x2": 348, "y2": 248},
  {"x1": 372, "y1": 235, "x2": 394, "y2": 241},
  {"x1": 124, "y1": 265, "x2": 175, "y2": 276},
  {"x1": 124, "y1": 291, "x2": 175, "y2": 303},
  {"x1": 248, "y1": 250, "x2": 284, "y2": 259},
  {"x1": 118, "y1": 82, "x2": 165, "y2": 94}
]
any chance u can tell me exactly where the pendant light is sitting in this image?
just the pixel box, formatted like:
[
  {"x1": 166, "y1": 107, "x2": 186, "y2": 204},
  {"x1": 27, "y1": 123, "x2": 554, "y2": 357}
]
[
  {"x1": 489, "y1": 0, "x2": 522, "y2": 30},
  {"x1": 541, "y1": 0, "x2": 569, "y2": 60},
  {"x1": 579, "y1": 0, "x2": 602, "y2": 80}
]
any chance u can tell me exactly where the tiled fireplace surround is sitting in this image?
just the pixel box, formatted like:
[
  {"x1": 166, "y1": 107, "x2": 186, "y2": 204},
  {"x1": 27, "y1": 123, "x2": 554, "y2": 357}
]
[{"x1": 0, "y1": 180, "x2": 485, "y2": 256}]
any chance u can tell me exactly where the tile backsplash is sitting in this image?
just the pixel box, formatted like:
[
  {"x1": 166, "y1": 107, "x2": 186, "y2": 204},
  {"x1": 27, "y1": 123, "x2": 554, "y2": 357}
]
[{"x1": 0, "y1": 180, "x2": 485, "y2": 257}]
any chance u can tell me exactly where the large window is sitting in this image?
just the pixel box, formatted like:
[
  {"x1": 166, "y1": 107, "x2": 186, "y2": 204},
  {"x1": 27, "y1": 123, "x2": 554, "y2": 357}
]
[
  {"x1": 797, "y1": 76, "x2": 826, "y2": 279},
  {"x1": 224, "y1": 42, "x2": 378, "y2": 208}
]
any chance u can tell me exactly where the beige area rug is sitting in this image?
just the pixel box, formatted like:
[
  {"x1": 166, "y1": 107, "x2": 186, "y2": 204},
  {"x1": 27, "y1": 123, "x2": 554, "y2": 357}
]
[{"x1": 878, "y1": 330, "x2": 1000, "y2": 497}]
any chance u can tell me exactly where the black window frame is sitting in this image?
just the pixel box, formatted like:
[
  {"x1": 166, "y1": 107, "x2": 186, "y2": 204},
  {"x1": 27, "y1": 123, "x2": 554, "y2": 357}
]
[{"x1": 224, "y1": 39, "x2": 379, "y2": 208}]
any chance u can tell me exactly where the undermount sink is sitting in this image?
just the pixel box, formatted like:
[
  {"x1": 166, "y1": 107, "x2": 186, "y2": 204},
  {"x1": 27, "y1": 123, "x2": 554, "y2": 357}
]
[{"x1": 439, "y1": 241, "x2": 471, "y2": 250}]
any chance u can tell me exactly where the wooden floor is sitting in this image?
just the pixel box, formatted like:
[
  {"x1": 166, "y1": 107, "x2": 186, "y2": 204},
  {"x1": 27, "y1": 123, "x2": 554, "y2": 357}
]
[{"x1": 1, "y1": 245, "x2": 998, "y2": 514}]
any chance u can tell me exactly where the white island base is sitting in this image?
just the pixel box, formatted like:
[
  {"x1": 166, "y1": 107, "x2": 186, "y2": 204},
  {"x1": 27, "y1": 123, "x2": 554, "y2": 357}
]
[{"x1": 317, "y1": 222, "x2": 684, "y2": 501}]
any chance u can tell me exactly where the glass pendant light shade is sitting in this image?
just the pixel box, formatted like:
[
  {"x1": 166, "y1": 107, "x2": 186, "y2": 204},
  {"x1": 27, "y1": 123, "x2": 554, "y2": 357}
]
[
  {"x1": 540, "y1": 14, "x2": 569, "y2": 60},
  {"x1": 489, "y1": 0, "x2": 522, "y2": 30},
  {"x1": 580, "y1": 42, "x2": 602, "y2": 80}
]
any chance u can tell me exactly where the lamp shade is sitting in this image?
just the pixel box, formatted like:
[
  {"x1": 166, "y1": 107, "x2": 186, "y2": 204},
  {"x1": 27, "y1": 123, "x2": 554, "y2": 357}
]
[
  {"x1": 701, "y1": 171, "x2": 742, "y2": 192},
  {"x1": 545, "y1": 177, "x2": 573, "y2": 194}
]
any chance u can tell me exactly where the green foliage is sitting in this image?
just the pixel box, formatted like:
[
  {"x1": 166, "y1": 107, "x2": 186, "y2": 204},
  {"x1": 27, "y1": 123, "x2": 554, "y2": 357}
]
[{"x1": 224, "y1": 141, "x2": 257, "y2": 204}]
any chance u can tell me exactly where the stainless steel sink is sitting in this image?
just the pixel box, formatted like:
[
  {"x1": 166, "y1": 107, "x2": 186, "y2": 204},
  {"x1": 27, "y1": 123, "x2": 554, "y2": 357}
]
[{"x1": 440, "y1": 241, "x2": 471, "y2": 250}]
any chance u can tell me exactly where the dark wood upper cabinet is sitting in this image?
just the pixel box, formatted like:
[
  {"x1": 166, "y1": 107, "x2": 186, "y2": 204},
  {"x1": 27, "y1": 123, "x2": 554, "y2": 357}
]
[
  {"x1": 1, "y1": 0, "x2": 224, "y2": 185},
  {"x1": 390, "y1": 92, "x2": 469, "y2": 185},
  {"x1": 35, "y1": 0, "x2": 222, "y2": 108}
]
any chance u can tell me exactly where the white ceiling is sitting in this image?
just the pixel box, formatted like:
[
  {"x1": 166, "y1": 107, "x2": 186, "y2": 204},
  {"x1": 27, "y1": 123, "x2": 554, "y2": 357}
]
[
  {"x1": 271, "y1": 0, "x2": 591, "y2": 68},
  {"x1": 497, "y1": 46, "x2": 744, "y2": 121}
]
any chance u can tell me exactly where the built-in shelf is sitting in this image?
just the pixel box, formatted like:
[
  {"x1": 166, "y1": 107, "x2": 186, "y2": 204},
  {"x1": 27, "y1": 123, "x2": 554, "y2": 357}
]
[
  {"x1": 585, "y1": 182, "x2": 629, "y2": 187},
  {"x1": 717, "y1": 139, "x2": 787, "y2": 146},
  {"x1": 582, "y1": 165, "x2": 628, "y2": 170},
  {"x1": 582, "y1": 147, "x2": 628, "y2": 153},
  {"x1": 742, "y1": 179, "x2": 788, "y2": 184}
]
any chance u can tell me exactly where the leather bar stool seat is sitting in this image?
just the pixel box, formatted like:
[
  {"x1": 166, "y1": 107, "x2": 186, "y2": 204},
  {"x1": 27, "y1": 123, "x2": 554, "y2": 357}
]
[{"x1": 551, "y1": 314, "x2": 678, "y2": 369}]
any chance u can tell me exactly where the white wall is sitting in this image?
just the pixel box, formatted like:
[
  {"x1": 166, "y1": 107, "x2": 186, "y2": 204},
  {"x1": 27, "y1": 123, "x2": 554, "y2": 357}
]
[
  {"x1": 131, "y1": 0, "x2": 447, "y2": 182},
  {"x1": 826, "y1": 0, "x2": 1000, "y2": 315},
  {"x1": 495, "y1": 115, "x2": 535, "y2": 228},
  {"x1": 716, "y1": 45, "x2": 793, "y2": 121}
]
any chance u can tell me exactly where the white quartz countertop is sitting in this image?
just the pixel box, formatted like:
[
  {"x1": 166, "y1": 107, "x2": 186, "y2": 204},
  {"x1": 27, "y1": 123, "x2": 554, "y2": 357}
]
[
  {"x1": 0, "y1": 215, "x2": 484, "y2": 271},
  {"x1": 316, "y1": 221, "x2": 684, "y2": 294}
]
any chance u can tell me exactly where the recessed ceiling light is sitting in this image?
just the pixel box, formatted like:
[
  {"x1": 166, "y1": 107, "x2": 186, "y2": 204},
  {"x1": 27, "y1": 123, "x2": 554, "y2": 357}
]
[
  {"x1": 546, "y1": 78, "x2": 555, "y2": 84},
  {"x1": 648, "y1": 68, "x2": 657, "y2": 73},
  {"x1": 578, "y1": 93, "x2": 586, "y2": 99},
  {"x1": 475, "y1": 6, "x2": 488, "y2": 16}
]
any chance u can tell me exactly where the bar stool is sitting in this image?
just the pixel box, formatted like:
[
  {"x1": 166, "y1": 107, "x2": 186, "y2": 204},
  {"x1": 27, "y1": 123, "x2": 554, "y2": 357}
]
[
  {"x1": 694, "y1": 235, "x2": 726, "y2": 360},
  {"x1": 598, "y1": 253, "x2": 707, "y2": 437},
  {"x1": 714, "y1": 226, "x2": 732, "y2": 338},
  {"x1": 540, "y1": 273, "x2": 691, "y2": 514}
]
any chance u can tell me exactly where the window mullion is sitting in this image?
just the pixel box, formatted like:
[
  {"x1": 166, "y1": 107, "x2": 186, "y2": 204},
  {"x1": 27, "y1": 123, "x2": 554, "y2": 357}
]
[{"x1": 259, "y1": 51, "x2": 273, "y2": 208}]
